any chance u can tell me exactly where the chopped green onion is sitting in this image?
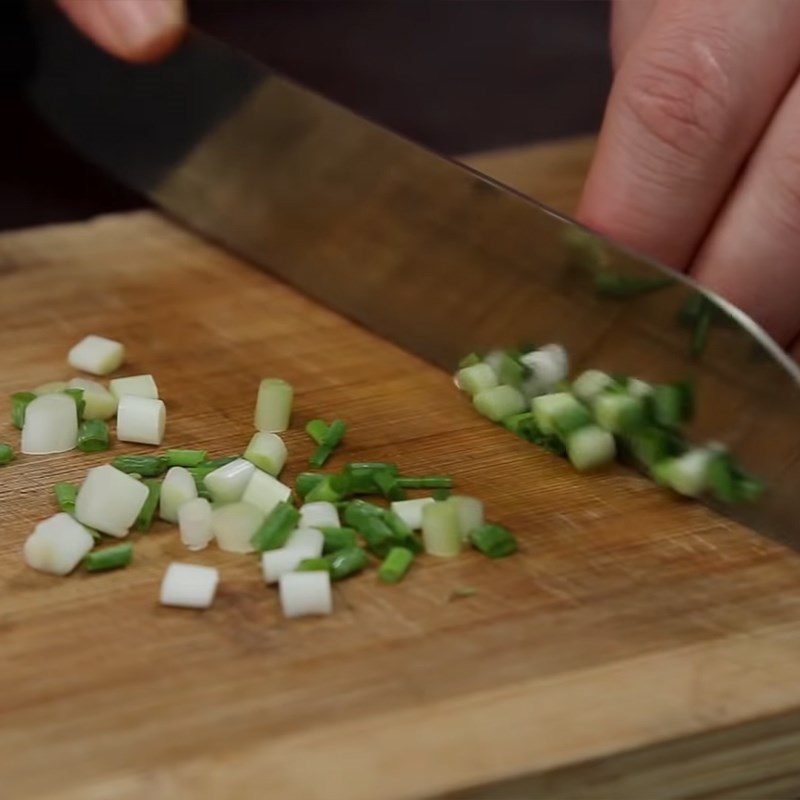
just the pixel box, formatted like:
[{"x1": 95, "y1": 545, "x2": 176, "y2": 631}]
[
  {"x1": 0, "y1": 443, "x2": 14, "y2": 465},
  {"x1": 356, "y1": 515, "x2": 396, "y2": 557},
  {"x1": 458, "y1": 352, "x2": 482, "y2": 369},
  {"x1": 305, "y1": 473, "x2": 351, "y2": 503},
  {"x1": 309, "y1": 418, "x2": 347, "y2": 468},
  {"x1": 449, "y1": 495, "x2": 484, "y2": 540},
  {"x1": 54, "y1": 482, "x2": 78, "y2": 513},
  {"x1": 84, "y1": 543, "x2": 133, "y2": 572},
  {"x1": 652, "y1": 382, "x2": 694, "y2": 428},
  {"x1": 469, "y1": 523, "x2": 517, "y2": 557},
  {"x1": 652, "y1": 449, "x2": 712, "y2": 497},
  {"x1": 532, "y1": 392, "x2": 587, "y2": 436},
  {"x1": 305, "y1": 419, "x2": 329, "y2": 445},
  {"x1": 691, "y1": 303, "x2": 712, "y2": 358},
  {"x1": 327, "y1": 546, "x2": 369, "y2": 580},
  {"x1": 68, "y1": 377, "x2": 117, "y2": 420},
  {"x1": 374, "y1": 469, "x2": 406, "y2": 501},
  {"x1": 593, "y1": 393, "x2": 645, "y2": 435},
  {"x1": 383, "y1": 510, "x2": 423, "y2": 553},
  {"x1": 77, "y1": 419, "x2": 110, "y2": 452},
  {"x1": 21, "y1": 393, "x2": 79, "y2": 454},
  {"x1": 202, "y1": 455, "x2": 240, "y2": 469},
  {"x1": 566, "y1": 425, "x2": 616, "y2": 471},
  {"x1": 296, "y1": 472, "x2": 325, "y2": 497},
  {"x1": 112, "y1": 455, "x2": 168, "y2": 477},
  {"x1": 396, "y1": 475, "x2": 453, "y2": 490},
  {"x1": 166, "y1": 449, "x2": 207, "y2": 467},
  {"x1": 594, "y1": 271, "x2": 673, "y2": 298},
  {"x1": 34, "y1": 380, "x2": 69, "y2": 395},
  {"x1": 498, "y1": 352, "x2": 529, "y2": 388},
  {"x1": 254, "y1": 377, "x2": 293, "y2": 432},
  {"x1": 457, "y1": 362, "x2": 499, "y2": 396},
  {"x1": 421, "y1": 501, "x2": 462, "y2": 557},
  {"x1": 572, "y1": 370, "x2": 615, "y2": 404},
  {"x1": 250, "y1": 501, "x2": 300, "y2": 551},
  {"x1": 389, "y1": 497, "x2": 434, "y2": 530},
  {"x1": 320, "y1": 526, "x2": 358, "y2": 553},
  {"x1": 343, "y1": 462, "x2": 398, "y2": 494},
  {"x1": 449, "y1": 586, "x2": 477, "y2": 600},
  {"x1": 433, "y1": 487, "x2": 451, "y2": 501},
  {"x1": 297, "y1": 557, "x2": 332, "y2": 572},
  {"x1": 10, "y1": 391, "x2": 36, "y2": 429},
  {"x1": 378, "y1": 546, "x2": 414, "y2": 583},
  {"x1": 134, "y1": 479, "x2": 162, "y2": 531},
  {"x1": 473, "y1": 385, "x2": 526, "y2": 422},
  {"x1": 109, "y1": 373, "x2": 158, "y2": 401},
  {"x1": 243, "y1": 432, "x2": 287, "y2": 476},
  {"x1": 62, "y1": 388, "x2": 86, "y2": 421},
  {"x1": 626, "y1": 426, "x2": 685, "y2": 468}
]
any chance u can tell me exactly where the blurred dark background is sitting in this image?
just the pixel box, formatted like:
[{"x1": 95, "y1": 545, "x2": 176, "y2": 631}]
[{"x1": 0, "y1": 0, "x2": 611, "y2": 231}]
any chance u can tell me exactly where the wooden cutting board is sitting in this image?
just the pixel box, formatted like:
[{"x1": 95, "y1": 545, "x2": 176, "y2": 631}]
[{"x1": 3, "y1": 138, "x2": 800, "y2": 800}]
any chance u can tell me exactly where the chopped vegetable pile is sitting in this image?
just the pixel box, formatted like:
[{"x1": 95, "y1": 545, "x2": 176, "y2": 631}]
[
  {"x1": 456, "y1": 344, "x2": 765, "y2": 504},
  {"x1": 9, "y1": 334, "x2": 516, "y2": 618}
]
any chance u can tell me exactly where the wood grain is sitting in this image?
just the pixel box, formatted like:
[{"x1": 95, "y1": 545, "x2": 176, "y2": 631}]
[{"x1": 2, "y1": 139, "x2": 800, "y2": 800}]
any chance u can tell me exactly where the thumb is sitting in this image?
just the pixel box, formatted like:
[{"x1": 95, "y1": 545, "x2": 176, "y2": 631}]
[{"x1": 56, "y1": 0, "x2": 186, "y2": 63}]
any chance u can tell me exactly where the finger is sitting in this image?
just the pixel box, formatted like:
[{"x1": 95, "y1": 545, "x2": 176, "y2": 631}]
[
  {"x1": 610, "y1": 0, "x2": 656, "y2": 71},
  {"x1": 56, "y1": 0, "x2": 186, "y2": 63},
  {"x1": 692, "y1": 73, "x2": 800, "y2": 345},
  {"x1": 577, "y1": 0, "x2": 800, "y2": 270}
]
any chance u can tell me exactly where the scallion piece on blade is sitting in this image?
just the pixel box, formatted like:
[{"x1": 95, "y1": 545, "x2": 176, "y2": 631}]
[
  {"x1": 309, "y1": 418, "x2": 347, "y2": 468},
  {"x1": 396, "y1": 475, "x2": 453, "y2": 490},
  {"x1": 343, "y1": 462, "x2": 398, "y2": 494},
  {"x1": 305, "y1": 419, "x2": 329, "y2": 445},
  {"x1": 54, "y1": 482, "x2": 78, "y2": 513},
  {"x1": 297, "y1": 557, "x2": 331, "y2": 572},
  {"x1": 134, "y1": 479, "x2": 162, "y2": 531},
  {"x1": 627, "y1": 427, "x2": 685, "y2": 469},
  {"x1": 242, "y1": 432, "x2": 286, "y2": 476},
  {"x1": 0, "y1": 443, "x2": 14, "y2": 465},
  {"x1": 473, "y1": 385, "x2": 526, "y2": 422},
  {"x1": 593, "y1": 271, "x2": 674, "y2": 298},
  {"x1": 593, "y1": 393, "x2": 645, "y2": 435},
  {"x1": 652, "y1": 449, "x2": 712, "y2": 497},
  {"x1": 83, "y1": 543, "x2": 133, "y2": 572},
  {"x1": 112, "y1": 455, "x2": 168, "y2": 477},
  {"x1": 296, "y1": 472, "x2": 325, "y2": 497},
  {"x1": 10, "y1": 392, "x2": 36, "y2": 429},
  {"x1": 566, "y1": 425, "x2": 616, "y2": 471},
  {"x1": 378, "y1": 547, "x2": 414, "y2": 583},
  {"x1": 166, "y1": 449, "x2": 208, "y2": 467},
  {"x1": 305, "y1": 474, "x2": 350, "y2": 503},
  {"x1": 571, "y1": 370, "x2": 615, "y2": 404},
  {"x1": 254, "y1": 377, "x2": 293, "y2": 432},
  {"x1": 320, "y1": 527, "x2": 358, "y2": 553},
  {"x1": 421, "y1": 502, "x2": 462, "y2": 557},
  {"x1": 77, "y1": 419, "x2": 110, "y2": 452},
  {"x1": 456, "y1": 363, "x2": 498, "y2": 396},
  {"x1": 532, "y1": 392, "x2": 586, "y2": 436},
  {"x1": 327, "y1": 546, "x2": 369, "y2": 581},
  {"x1": 63, "y1": 388, "x2": 86, "y2": 421},
  {"x1": 497, "y1": 352, "x2": 528, "y2": 388},
  {"x1": 469, "y1": 523, "x2": 517, "y2": 558},
  {"x1": 250, "y1": 500, "x2": 300, "y2": 551}
]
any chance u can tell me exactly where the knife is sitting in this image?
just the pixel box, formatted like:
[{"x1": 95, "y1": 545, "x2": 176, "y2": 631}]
[{"x1": 23, "y1": 3, "x2": 800, "y2": 545}]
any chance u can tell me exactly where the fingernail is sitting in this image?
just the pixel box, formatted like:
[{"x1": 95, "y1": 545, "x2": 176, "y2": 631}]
[{"x1": 102, "y1": 0, "x2": 185, "y2": 60}]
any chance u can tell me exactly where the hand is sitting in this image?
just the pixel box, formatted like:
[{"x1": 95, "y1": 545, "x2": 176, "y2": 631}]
[
  {"x1": 578, "y1": 0, "x2": 800, "y2": 358},
  {"x1": 56, "y1": 0, "x2": 186, "y2": 63}
]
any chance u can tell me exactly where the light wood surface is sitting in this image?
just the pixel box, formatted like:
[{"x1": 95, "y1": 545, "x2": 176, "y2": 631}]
[{"x1": 2, "y1": 139, "x2": 800, "y2": 800}]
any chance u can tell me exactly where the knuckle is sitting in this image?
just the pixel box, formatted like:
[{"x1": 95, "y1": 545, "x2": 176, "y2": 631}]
[{"x1": 621, "y1": 32, "x2": 735, "y2": 161}]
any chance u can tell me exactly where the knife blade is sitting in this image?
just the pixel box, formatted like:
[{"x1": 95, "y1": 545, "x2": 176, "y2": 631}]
[{"x1": 25, "y1": 4, "x2": 800, "y2": 545}]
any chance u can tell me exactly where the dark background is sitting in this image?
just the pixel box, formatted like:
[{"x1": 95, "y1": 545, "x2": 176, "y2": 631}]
[{"x1": 0, "y1": 0, "x2": 611, "y2": 231}]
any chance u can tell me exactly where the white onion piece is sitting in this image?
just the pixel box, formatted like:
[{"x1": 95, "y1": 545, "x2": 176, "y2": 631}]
[
  {"x1": 241, "y1": 469, "x2": 292, "y2": 515},
  {"x1": 262, "y1": 547, "x2": 318, "y2": 584},
  {"x1": 68, "y1": 335, "x2": 125, "y2": 376},
  {"x1": 75, "y1": 464, "x2": 149, "y2": 537},
  {"x1": 178, "y1": 498, "x2": 213, "y2": 551},
  {"x1": 33, "y1": 380, "x2": 68, "y2": 395},
  {"x1": 159, "y1": 466, "x2": 198, "y2": 523},
  {"x1": 116, "y1": 395, "x2": 166, "y2": 445},
  {"x1": 21, "y1": 393, "x2": 78, "y2": 455},
  {"x1": 243, "y1": 431, "x2": 287, "y2": 476},
  {"x1": 298, "y1": 501, "x2": 339, "y2": 530},
  {"x1": 160, "y1": 563, "x2": 219, "y2": 609},
  {"x1": 449, "y1": 495, "x2": 484, "y2": 541},
  {"x1": 389, "y1": 497, "x2": 435, "y2": 531},
  {"x1": 279, "y1": 571, "x2": 332, "y2": 617},
  {"x1": 23, "y1": 513, "x2": 94, "y2": 575},
  {"x1": 285, "y1": 527, "x2": 325, "y2": 557},
  {"x1": 68, "y1": 377, "x2": 118, "y2": 420},
  {"x1": 204, "y1": 458, "x2": 255, "y2": 503},
  {"x1": 211, "y1": 502, "x2": 264, "y2": 553},
  {"x1": 109, "y1": 373, "x2": 159, "y2": 400}
]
